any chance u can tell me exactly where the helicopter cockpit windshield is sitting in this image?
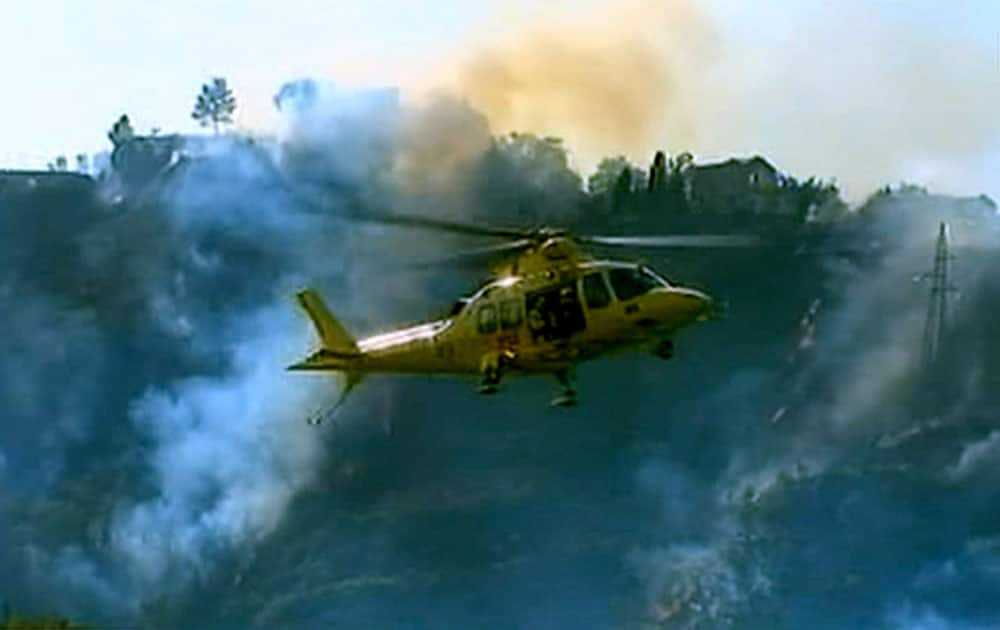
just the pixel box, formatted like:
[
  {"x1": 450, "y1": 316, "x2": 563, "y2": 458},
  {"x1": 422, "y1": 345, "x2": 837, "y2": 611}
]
[
  {"x1": 449, "y1": 298, "x2": 469, "y2": 317},
  {"x1": 642, "y1": 266, "x2": 673, "y2": 288},
  {"x1": 608, "y1": 266, "x2": 670, "y2": 301}
]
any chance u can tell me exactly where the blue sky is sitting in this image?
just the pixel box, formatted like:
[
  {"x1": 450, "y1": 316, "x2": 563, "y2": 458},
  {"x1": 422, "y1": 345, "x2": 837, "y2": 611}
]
[
  {"x1": 0, "y1": 0, "x2": 493, "y2": 163},
  {"x1": 2, "y1": 0, "x2": 998, "y2": 201}
]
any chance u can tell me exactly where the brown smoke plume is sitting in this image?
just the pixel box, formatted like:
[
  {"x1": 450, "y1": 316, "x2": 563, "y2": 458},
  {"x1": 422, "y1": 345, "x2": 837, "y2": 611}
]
[
  {"x1": 441, "y1": 1, "x2": 999, "y2": 201},
  {"x1": 448, "y1": 0, "x2": 716, "y2": 173},
  {"x1": 393, "y1": 93, "x2": 493, "y2": 194}
]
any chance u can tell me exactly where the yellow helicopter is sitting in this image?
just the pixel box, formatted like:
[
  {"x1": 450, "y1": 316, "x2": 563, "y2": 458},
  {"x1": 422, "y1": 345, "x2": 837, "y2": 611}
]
[{"x1": 288, "y1": 212, "x2": 756, "y2": 421}]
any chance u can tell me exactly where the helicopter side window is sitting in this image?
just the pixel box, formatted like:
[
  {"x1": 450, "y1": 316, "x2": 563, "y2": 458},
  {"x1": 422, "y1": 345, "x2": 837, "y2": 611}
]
[
  {"x1": 478, "y1": 304, "x2": 498, "y2": 334},
  {"x1": 582, "y1": 272, "x2": 611, "y2": 309},
  {"x1": 500, "y1": 299, "x2": 522, "y2": 330},
  {"x1": 609, "y1": 267, "x2": 662, "y2": 301},
  {"x1": 526, "y1": 282, "x2": 586, "y2": 341}
]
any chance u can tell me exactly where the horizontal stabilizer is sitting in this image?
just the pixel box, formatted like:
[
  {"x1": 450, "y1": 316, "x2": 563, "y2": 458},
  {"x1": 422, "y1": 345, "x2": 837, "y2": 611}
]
[{"x1": 287, "y1": 348, "x2": 361, "y2": 371}]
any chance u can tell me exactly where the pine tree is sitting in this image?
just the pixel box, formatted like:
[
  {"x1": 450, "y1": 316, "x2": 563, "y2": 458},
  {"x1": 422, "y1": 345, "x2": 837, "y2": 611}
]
[{"x1": 191, "y1": 77, "x2": 237, "y2": 133}]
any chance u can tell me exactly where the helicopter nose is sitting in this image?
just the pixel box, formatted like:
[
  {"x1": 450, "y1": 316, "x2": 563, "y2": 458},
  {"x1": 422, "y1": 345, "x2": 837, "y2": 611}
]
[
  {"x1": 692, "y1": 290, "x2": 715, "y2": 320},
  {"x1": 703, "y1": 295, "x2": 718, "y2": 320},
  {"x1": 667, "y1": 288, "x2": 714, "y2": 320}
]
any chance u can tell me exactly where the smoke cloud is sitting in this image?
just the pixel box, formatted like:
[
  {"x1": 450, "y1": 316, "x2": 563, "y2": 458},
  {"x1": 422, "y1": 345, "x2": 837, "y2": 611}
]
[
  {"x1": 450, "y1": 0, "x2": 714, "y2": 174},
  {"x1": 3, "y1": 26, "x2": 1000, "y2": 626},
  {"x1": 446, "y1": 1, "x2": 1000, "y2": 200},
  {"x1": 110, "y1": 306, "x2": 327, "y2": 594}
]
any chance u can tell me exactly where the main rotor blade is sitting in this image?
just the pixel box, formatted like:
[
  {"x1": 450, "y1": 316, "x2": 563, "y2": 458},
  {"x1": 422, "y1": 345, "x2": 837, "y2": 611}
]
[
  {"x1": 279, "y1": 176, "x2": 531, "y2": 240},
  {"x1": 579, "y1": 234, "x2": 763, "y2": 248},
  {"x1": 404, "y1": 239, "x2": 535, "y2": 269},
  {"x1": 344, "y1": 210, "x2": 532, "y2": 240}
]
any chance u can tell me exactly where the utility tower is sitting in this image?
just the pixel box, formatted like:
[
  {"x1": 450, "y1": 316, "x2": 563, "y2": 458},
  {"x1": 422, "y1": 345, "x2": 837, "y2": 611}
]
[{"x1": 921, "y1": 221, "x2": 954, "y2": 366}]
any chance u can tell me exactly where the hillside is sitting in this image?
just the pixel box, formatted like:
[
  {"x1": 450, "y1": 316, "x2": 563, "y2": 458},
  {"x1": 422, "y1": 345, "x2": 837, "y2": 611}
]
[{"x1": 1, "y1": 136, "x2": 999, "y2": 628}]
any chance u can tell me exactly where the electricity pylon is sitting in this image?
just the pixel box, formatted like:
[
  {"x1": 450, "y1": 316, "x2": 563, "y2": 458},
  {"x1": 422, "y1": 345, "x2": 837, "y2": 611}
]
[{"x1": 921, "y1": 221, "x2": 955, "y2": 366}]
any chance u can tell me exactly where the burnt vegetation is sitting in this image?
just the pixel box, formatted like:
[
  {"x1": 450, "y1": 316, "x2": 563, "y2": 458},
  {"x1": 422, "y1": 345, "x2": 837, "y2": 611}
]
[{"x1": 2, "y1": 77, "x2": 999, "y2": 628}]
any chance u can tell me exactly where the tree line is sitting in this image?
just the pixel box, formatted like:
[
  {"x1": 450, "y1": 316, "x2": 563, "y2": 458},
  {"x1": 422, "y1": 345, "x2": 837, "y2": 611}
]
[{"x1": 47, "y1": 76, "x2": 848, "y2": 225}]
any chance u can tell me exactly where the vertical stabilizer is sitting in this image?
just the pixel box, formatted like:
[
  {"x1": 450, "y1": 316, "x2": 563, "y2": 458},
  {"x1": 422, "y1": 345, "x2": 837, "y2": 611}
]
[{"x1": 296, "y1": 289, "x2": 357, "y2": 352}]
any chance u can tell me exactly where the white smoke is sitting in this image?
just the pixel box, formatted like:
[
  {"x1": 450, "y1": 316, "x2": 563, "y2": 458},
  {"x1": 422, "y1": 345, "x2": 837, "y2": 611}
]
[
  {"x1": 110, "y1": 304, "x2": 328, "y2": 593},
  {"x1": 947, "y1": 431, "x2": 1000, "y2": 482},
  {"x1": 628, "y1": 192, "x2": 1000, "y2": 625},
  {"x1": 885, "y1": 601, "x2": 990, "y2": 630},
  {"x1": 83, "y1": 82, "x2": 525, "y2": 607},
  {"x1": 0, "y1": 289, "x2": 105, "y2": 490},
  {"x1": 628, "y1": 540, "x2": 770, "y2": 627}
]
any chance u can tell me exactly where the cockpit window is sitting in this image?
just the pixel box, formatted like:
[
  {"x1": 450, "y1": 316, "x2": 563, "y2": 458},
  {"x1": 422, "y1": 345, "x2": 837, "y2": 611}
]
[
  {"x1": 500, "y1": 300, "x2": 522, "y2": 330},
  {"x1": 478, "y1": 304, "x2": 498, "y2": 334},
  {"x1": 608, "y1": 267, "x2": 665, "y2": 301},
  {"x1": 582, "y1": 272, "x2": 611, "y2": 309},
  {"x1": 643, "y1": 266, "x2": 673, "y2": 287}
]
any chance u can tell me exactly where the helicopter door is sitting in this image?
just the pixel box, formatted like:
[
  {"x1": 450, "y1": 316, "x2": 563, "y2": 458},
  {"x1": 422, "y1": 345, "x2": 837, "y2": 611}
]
[
  {"x1": 579, "y1": 271, "x2": 625, "y2": 339},
  {"x1": 526, "y1": 281, "x2": 586, "y2": 342}
]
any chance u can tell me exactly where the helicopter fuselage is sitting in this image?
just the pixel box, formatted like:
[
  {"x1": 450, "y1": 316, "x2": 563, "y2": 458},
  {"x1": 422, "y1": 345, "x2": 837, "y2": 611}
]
[
  {"x1": 290, "y1": 259, "x2": 714, "y2": 378},
  {"x1": 287, "y1": 222, "x2": 739, "y2": 412}
]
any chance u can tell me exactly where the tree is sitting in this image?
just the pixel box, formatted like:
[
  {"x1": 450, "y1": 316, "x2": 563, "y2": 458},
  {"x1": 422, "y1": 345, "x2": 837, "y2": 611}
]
[
  {"x1": 468, "y1": 132, "x2": 583, "y2": 225},
  {"x1": 191, "y1": 77, "x2": 236, "y2": 133},
  {"x1": 667, "y1": 151, "x2": 694, "y2": 179},
  {"x1": 781, "y1": 175, "x2": 844, "y2": 223},
  {"x1": 648, "y1": 150, "x2": 668, "y2": 193},
  {"x1": 664, "y1": 151, "x2": 694, "y2": 197},
  {"x1": 588, "y1": 156, "x2": 643, "y2": 196},
  {"x1": 107, "y1": 114, "x2": 134, "y2": 148},
  {"x1": 646, "y1": 150, "x2": 693, "y2": 213},
  {"x1": 611, "y1": 167, "x2": 635, "y2": 213}
]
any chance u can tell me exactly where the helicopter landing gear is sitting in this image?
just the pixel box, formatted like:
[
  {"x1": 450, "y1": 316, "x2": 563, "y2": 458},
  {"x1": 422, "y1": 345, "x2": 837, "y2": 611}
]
[
  {"x1": 478, "y1": 352, "x2": 507, "y2": 395},
  {"x1": 655, "y1": 339, "x2": 675, "y2": 360},
  {"x1": 305, "y1": 371, "x2": 363, "y2": 426},
  {"x1": 550, "y1": 368, "x2": 578, "y2": 407}
]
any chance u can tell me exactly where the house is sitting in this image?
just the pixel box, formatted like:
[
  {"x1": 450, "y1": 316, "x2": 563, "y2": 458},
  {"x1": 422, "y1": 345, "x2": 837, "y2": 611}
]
[
  {"x1": 683, "y1": 156, "x2": 785, "y2": 215},
  {"x1": 956, "y1": 194, "x2": 998, "y2": 219},
  {"x1": 0, "y1": 170, "x2": 97, "y2": 220},
  {"x1": 0, "y1": 170, "x2": 94, "y2": 196},
  {"x1": 0, "y1": 170, "x2": 101, "y2": 262}
]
